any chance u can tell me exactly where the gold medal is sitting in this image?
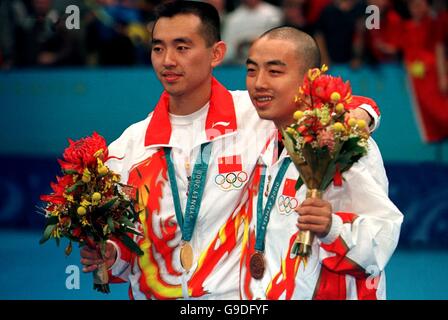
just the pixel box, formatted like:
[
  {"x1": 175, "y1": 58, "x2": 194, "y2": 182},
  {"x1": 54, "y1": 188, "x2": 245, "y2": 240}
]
[
  {"x1": 180, "y1": 242, "x2": 193, "y2": 272},
  {"x1": 249, "y1": 251, "x2": 265, "y2": 280}
]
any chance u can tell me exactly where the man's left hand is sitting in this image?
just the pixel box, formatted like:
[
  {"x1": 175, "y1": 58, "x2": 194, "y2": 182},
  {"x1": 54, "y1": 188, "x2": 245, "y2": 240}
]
[
  {"x1": 296, "y1": 198, "x2": 332, "y2": 238},
  {"x1": 348, "y1": 108, "x2": 373, "y2": 128}
]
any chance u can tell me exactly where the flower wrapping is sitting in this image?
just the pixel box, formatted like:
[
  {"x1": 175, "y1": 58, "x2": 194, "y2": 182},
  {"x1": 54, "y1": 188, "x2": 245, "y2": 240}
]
[
  {"x1": 281, "y1": 65, "x2": 370, "y2": 258},
  {"x1": 39, "y1": 132, "x2": 144, "y2": 293}
]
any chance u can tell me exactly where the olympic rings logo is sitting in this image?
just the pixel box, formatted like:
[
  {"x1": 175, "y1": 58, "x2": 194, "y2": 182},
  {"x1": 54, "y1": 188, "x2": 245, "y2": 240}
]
[
  {"x1": 214, "y1": 171, "x2": 248, "y2": 190},
  {"x1": 277, "y1": 195, "x2": 298, "y2": 215}
]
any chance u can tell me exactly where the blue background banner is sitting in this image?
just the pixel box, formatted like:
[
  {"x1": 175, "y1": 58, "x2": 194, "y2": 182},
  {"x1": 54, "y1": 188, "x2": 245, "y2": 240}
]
[{"x1": 1, "y1": 65, "x2": 447, "y2": 299}]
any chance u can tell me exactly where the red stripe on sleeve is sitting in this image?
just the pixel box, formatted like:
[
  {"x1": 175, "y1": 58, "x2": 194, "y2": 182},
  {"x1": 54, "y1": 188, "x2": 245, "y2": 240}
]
[
  {"x1": 313, "y1": 267, "x2": 347, "y2": 300},
  {"x1": 356, "y1": 275, "x2": 379, "y2": 300}
]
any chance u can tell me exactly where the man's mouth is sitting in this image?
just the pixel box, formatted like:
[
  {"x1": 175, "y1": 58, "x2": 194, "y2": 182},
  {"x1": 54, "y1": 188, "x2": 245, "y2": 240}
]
[
  {"x1": 254, "y1": 95, "x2": 274, "y2": 107},
  {"x1": 162, "y1": 72, "x2": 183, "y2": 82},
  {"x1": 256, "y1": 96, "x2": 273, "y2": 102}
]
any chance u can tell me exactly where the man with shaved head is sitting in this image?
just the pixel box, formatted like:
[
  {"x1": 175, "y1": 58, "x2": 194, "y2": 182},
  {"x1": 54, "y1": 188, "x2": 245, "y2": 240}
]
[
  {"x1": 247, "y1": 26, "x2": 379, "y2": 129},
  {"x1": 240, "y1": 26, "x2": 402, "y2": 300}
]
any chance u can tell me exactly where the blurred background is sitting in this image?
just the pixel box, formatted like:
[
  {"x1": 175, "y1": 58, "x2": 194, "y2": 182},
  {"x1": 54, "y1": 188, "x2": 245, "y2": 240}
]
[{"x1": 0, "y1": 0, "x2": 448, "y2": 299}]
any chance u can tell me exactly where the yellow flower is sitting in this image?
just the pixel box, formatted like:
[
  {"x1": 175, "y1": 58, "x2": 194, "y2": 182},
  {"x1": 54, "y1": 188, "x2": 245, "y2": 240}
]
[
  {"x1": 92, "y1": 192, "x2": 102, "y2": 202},
  {"x1": 319, "y1": 106, "x2": 330, "y2": 125},
  {"x1": 321, "y1": 64, "x2": 329, "y2": 72},
  {"x1": 293, "y1": 110, "x2": 304, "y2": 120},
  {"x1": 81, "y1": 217, "x2": 90, "y2": 226},
  {"x1": 112, "y1": 174, "x2": 120, "y2": 183},
  {"x1": 98, "y1": 165, "x2": 108, "y2": 176},
  {"x1": 307, "y1": 68, "x2": 321, "y2": 81},
  {"x1": 82, "y1": 175, "x2": 91, "y2": 183},
  {"x1": 80, "y1": 199, "x2": 91, "y2": 208},
  {"x1": 357, "y1": 119, "x2": 367, "y2": 129},
  {"x1": 335, "y1": 103, "x2": 345, "y2": 113},
  {"x1": 286, "y1": 127, "x2": 296, "y2": 135},
  {"x1": 348, "y1": 118, "x2": 357, "y2": 127},
  {"x1": 77, "y1": 206, "x2": 87, "y2": 216},
  {"x1": 333, "y1": 122, "x2": 345, "y2": 132},
  {"x1": 64, "y1": 194, "x2": 75, "y2": 203},
  {"x1": 330, "y1": 92, "x2": 341, "y2": 103}
]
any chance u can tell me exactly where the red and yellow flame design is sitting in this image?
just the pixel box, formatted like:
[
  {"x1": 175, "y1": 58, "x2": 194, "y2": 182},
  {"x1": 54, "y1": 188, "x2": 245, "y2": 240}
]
[
  {"x1": 127, "y1": 149, "x2": 250, "y2": 299},
  {"x1": 265, "y1": 234, "x2": 304, "y2": 300},
  {"x1": 128, "y1": 149, "x2": 182, "y2": 299}
]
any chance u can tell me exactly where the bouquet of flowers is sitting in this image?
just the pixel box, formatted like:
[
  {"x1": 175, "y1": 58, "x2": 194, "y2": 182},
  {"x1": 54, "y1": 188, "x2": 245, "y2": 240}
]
[
  {"x1": 39, "y1": 132, "x2": 143, "y2": 293},
  {"x1": 281, "y1": 65, "x2": 370, "y2": 258}
]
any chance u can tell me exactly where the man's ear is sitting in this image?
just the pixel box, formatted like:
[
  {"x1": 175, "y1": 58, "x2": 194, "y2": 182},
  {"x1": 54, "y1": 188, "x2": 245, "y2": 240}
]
[{"x1": 211, "y1": 41, "x2": 227, "y2": 68}]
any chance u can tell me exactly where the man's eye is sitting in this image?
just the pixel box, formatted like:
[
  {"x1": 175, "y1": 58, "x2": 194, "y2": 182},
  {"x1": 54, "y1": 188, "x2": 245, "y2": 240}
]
[
  {"x1": 152, "y1": 47, "x2": 162, "y2": 53},
  {"x1": 246, "y1": 68, "x2": 256, "y2": 74},
  {"x1": 270, "y1": 70, "x2": 282, "y2": 75},
  {"x1": 177, "y1": 46, "x2": 189, "y2": 51}
]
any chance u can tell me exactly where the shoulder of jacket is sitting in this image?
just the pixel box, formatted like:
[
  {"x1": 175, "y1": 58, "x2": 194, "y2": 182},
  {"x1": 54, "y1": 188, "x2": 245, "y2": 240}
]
[
  {"x1": 350, "y1": 137, "x2": 388, "y2": 186},
  {"x1": 108, "y1": 114, "x2": 152, "y2": 156},
  {"x1": 230, "y1": 90, "x2": 275, "y2": 131},
  {"x1": 230, "y1": 90, "x2": 255, "y2": 118}
]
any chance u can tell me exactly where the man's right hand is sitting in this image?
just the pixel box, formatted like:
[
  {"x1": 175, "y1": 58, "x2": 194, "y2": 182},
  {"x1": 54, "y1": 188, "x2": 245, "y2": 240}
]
[{"x1": 80, "y1": 242, "x2": 117, "y2": 273}]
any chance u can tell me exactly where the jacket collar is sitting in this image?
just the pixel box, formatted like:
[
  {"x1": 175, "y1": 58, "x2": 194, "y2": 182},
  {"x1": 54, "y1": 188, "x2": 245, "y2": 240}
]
[{"x1": 144, "y1": 77, "x2": 237, "y2": 147}]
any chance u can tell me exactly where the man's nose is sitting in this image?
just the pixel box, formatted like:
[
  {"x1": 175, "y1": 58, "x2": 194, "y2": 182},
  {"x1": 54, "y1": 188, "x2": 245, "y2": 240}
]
[
  {"x1": 255, "y1": 71, "x2": 269, "y2": 90},
  {"x1": 162, "y1": 48, "x2": 177, "y2": 68}
]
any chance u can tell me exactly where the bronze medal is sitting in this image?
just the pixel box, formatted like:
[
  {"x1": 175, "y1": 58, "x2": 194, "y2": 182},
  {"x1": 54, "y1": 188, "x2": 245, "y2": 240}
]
[
  {"x1": 249, "y1": 251, "x2": 265, "y2": 280},
  {"x1": 180, "y1": 242, "x2": 193, "y2": 272}
]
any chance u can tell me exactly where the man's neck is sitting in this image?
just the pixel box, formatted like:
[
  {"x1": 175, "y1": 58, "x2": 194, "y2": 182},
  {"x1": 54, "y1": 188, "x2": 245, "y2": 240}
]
[
  {"x1": 169, "y1": 81, "x2": 212, "y2": 116},
  {"x1": 274, "y1": 117, "x2": 294, "y2": 132}
]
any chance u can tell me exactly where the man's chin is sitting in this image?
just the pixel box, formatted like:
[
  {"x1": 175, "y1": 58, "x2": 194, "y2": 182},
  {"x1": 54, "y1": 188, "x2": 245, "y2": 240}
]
[
  {"x1": 255, "y1": 110, "x2": 276, "y2": 121},
  {"x1": 164, "y1": 87, "x2": 185, "y2": 97}
]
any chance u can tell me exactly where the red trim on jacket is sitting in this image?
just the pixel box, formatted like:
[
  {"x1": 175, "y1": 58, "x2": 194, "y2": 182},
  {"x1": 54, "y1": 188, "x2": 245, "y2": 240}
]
[
  {"x1": 350, "y1": 95, "x2": 380, "y2": 117},
  {"x1": 144, "y1": 77, "x2": 237, "y2": 146}
]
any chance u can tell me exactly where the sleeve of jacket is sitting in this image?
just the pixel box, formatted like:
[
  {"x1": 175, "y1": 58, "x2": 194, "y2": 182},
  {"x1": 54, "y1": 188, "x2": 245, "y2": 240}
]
[
  {"x1": 317, "y1": 139, "x2": 403, "y2": 279},
  {"x1": 103, "y1": 120, "x2": 147, "y2": 283},
  {"x1": 107, "y1": 237, "x2": 134, "y2": 283},
  {"x1": 350, "y1": 95, "x2": 381, "y2": 132}
]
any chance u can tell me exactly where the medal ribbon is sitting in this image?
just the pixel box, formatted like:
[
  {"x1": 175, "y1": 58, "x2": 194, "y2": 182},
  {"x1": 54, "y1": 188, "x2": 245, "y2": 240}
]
[
  {"x1": 164, "y1": 143, "x2": 212, "y2": 241},
  {"x1": 255, "y1": 157, "x2": 292, "y2": 252}
]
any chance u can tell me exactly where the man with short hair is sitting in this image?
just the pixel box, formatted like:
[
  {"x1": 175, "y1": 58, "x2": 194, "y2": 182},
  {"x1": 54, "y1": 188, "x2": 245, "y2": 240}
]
[{"x1": 80, "y1": 1, "x2": 275, "y2": 300}]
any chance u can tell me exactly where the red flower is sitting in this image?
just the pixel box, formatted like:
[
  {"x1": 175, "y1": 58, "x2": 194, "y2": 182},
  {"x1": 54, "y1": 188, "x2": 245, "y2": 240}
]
[
  {"x1": 72, "y1": 227, "x2": 82, "y2": 238},
  {"x1": 40, "y1": 175, "x2": 73, "y2": 205},
  {"x1": 300, "y1": 73, "x2": 352, "y2": 108},
  {"x1": 313, "y1": 75, "x2": 351, "y2": 104},
  {"x1": 59, "y1": 132, "x2": 109, "y2": 173},
  {"x1": 297, "y1": 125, "x2": 308, "y2": 134},
  {"x1": 304, "y1": 135, "x2": 314, "y2": 144}
]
